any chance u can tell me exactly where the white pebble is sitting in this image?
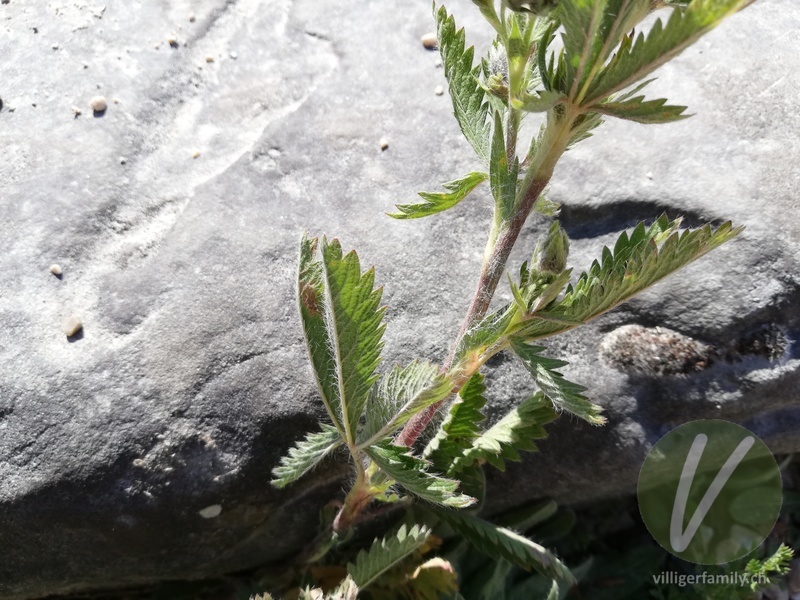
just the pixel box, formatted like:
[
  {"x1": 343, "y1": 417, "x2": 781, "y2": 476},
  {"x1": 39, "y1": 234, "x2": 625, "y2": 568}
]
[
  {"x1": 49, "y1": 264, "x2": 62, "y2": 276},
  {"x1": 62, "y1": 315, "x2": 82, "y2": 337},
  {"x1": 229, "y1": 51, "x2": 238, "y2": 59},
  {"x1": 188, "y1": 13, "x2": 196, "y2": 22},
  {"x1": 199, "y1": 504, "x2": 222, "y2": 519},
  {"x1": 191, "y1": 150, "x2": 201, "y2": 159},
  {"x1": 379, "y1": 138, "x2": 389, "y2": 151},
  {"x1": 434, "y1": 85, "x2": 444, "y2": 96},
  {"x1": 89, "y1": 95, "x2": 107, "y2": 112},
  {"x1": 420, "y1": 32, "x2": 438, "y2": 50}
]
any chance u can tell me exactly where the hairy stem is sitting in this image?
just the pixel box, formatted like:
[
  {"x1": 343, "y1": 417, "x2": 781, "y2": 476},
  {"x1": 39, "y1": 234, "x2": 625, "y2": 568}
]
[{"x1": 396, "y1": 108, "x2": 576, "y2": 449}]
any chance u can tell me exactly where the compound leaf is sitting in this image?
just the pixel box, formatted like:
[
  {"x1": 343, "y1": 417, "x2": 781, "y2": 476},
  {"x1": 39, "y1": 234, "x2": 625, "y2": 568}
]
[
  {"x1": 271, "y1": 424, "x2": 342, "y2": 489},
  {"x1": 585, "y1": 0, "x2": 751, "y2": 104},
  {"x1": 509, "y1": 217, "x2": 742, "y2": 341}
]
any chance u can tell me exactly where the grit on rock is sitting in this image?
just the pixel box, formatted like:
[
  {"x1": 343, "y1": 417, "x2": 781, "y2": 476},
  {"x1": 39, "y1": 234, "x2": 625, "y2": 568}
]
[{"x1": 1, "y1": 0, "x2": 798, "y2": 597}]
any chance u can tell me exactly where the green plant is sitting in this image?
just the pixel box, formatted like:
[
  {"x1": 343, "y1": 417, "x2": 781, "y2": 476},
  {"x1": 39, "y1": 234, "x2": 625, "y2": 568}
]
[{"x1": 267, "y1": 0, "x2": 754, "y2": 596}]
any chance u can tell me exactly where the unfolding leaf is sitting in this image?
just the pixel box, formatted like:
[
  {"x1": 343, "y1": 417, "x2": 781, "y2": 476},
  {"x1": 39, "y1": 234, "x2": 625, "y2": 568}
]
[
  {"x1": 358, "y1": 361, "x2": 453, "y2": 448},
  {"x1": 365, "y1": 441, "x2": 475, "y2": 508},
  {"x1": 510, "y1": 340, "x2": 605, "y2": 425},
  {"x1": 457, "y1": 391, "x2": 557, "y2": 472},
  {"x1": 271, "y1": 424, "x2": 342, "y2": 489},
  {"x1": 437, "y1": 510, "x2": 575, "y2": 583},
  {"x1": 436, "y1": 5, "x2": 491, "y2": 162},
  {"x1": 348, "y1": 524, "x2": 431, "y2": 590},
  {"x1": 595, "y1": 95, "x2": 689, "y2": 124},
  {"x1": 388, "y1": 172, "x2": 487, "y2": 219}
]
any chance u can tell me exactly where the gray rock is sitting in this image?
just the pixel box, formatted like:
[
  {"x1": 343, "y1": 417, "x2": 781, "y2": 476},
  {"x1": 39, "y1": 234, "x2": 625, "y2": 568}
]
[{"x1": 0, "y1": 0, "x2": 797, "y2": 597}]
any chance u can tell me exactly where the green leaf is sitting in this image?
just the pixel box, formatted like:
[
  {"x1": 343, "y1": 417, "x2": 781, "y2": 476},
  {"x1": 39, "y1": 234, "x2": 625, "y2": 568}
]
[
  {"x1": 458, "y1": 391, "x2": 557, "y2": 471},
  {"x1": 584, "y1": 0, "x2": 751, "y2": 104},
  {"x1": 388, "y1": 172, "x2": 488, "y2": 219},
  {"x1": 358, "y1": 361, "x2": 453, "y2": 448},
  {"x1": 271, "y1": 424, "x2": 342, "y2": 489},
  {"x1": 557, "y1": 0, "x2": 651, "y2": 101},
  {"x1": 509, "y1": 217, "x2": 742, "y2": 341},
  {"x1": 365, "y1": 441, "x2": 476, "y2": 508},
  {"x1": 452, "y1": 302, "x2": 516, "y2": 366},
  {"x1": 347, "y1": 524, "x2": 431, "y2": 590},
  {"x1": 424, "y1": 373, "x2": 487, "y2": 474},
  {"x1": 595, "y1": 94, "x2": 689, "y2": 123},
  {"x1": 490, "y1": 112, "x2": 520, "y2": 220},
  {"x1": 510, "y1": 340, "x2": 605, "y2": 425},
  {"x1": 320, "y1": 238, "x2": 387, "y2": 445},
  {"x1": 297, "y1": 235, "x2": 345, "y2": 436},
  {"x1": 437, "y1": 5, "x2": 491, "y2": 162},
  {"x1": 437, "y1": 510, "x2": 575, "y2": 583}
]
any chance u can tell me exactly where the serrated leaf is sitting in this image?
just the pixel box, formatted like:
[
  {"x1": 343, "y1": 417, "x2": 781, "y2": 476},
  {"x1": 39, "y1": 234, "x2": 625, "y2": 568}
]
[
  {"x1": 558, "y1": 0, "x2": 651, "y2": 101},
  {"x1": 490, "y1": 112, "x2": 520, "y2": 220},
  {"x1": 389, "y1": 172, "x2": 488, "y2": 219},
  {"x1": 437, "y1": 510, "x2": 575, "y2": 583},
  {"x1": 585, "y1": 0, "x2": 751, "y2": 104},
  {"x1": 452, "y1": 302, "x2": 516, "y2": 366},
  {"x1": 595, "y1": 94, "x2": 689, "y2": 123},
  {"x1": 509, "y1": 217, "x2": 742, "y2": 341},
  {"x1": 365, "y1": 441, "x2": 475, "y2": 508},
  {"x1": 358, "y1": 361, "x2": 453, "y2": 448},
  {"x1": 320, "y1": 238, "x2": 387, "y2": 445},
  {"x1": 347, "y1": 524, "x2": 431, "y2": 590},
  {"x1": 298, "y1": 235, "x2": 345, "y2": 436},
  {"x1": 437, "y1": 5, "x2": 491, "y2": 162},
  {"x1": 457, "y1": 391, "x2": 557, "y2": 472},
  {"x1": 271, "y1": 424, "x2": 342, "y2": 488},
  {"x1": 510, "y1": 340, "x2": 605, "y2": 425},
  {"x1": 424, "y1": 373, "x2": 487, "y2": 474}
]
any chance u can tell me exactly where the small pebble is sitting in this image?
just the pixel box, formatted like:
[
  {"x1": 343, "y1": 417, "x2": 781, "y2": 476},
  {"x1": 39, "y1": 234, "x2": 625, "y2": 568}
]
[
  {"x1": 82, "y1": 62, "x2": 89, "y2": 69},
  {"x1": 198, "y1": 504, "x2": 222, "y2": 519},
  {"x1": 379, "y1": 138, "x2": 389, "y2": 151},
  {"x1": 205, "y1": 56, "x2": 214, "y2": 63},
  {"x1": 89, "y1": 95, "x2": 107, "y2": 112},
  {"x1": 49, "y1": 264, "x2": 62, "y2": 276},
  {"x1": 119, "y1": 156, "x2": 127, "y2": 165},
  {"x1": 434, "y1": 57, "x2": 442, "y2": 67},
  {"x1": 51, "y1": 43, "x2": 59, "y2": 50},
  {"x1": 188, "y1": 13, "x2": 196, "y2": 22},
  {"x1": 420, "y1": 32, "x2": 438, "y2": 50},
  {"x1": 167, "y1": 35, "x2": 179, "y2": 48},
  {"x1": 72, "y1": 106, "x2": 82, "y2": 117},
  {"x1": 229, "y1": 51, "x2": 238, "y2": 59},
  {"x1": 132, "y1": 458, "x2": 145, "y2": 467},
  {"x1": 434, "y1": 85, "x2": 444, "y2": 96},
  {"x1": 113, "y1": 97, "x2": 120, "y2": 104},
  {"x1": 192, "y1": 150, "x2": 201, "y2": 159},
  {"x1": 62, "y1": 315, "x2": 82, "y2": 337}
]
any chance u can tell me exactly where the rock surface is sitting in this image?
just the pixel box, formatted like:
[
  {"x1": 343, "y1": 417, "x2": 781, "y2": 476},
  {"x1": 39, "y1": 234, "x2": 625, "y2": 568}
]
[{"x1": 1, "y1": 0, "x2": 798, "y2": 597}]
